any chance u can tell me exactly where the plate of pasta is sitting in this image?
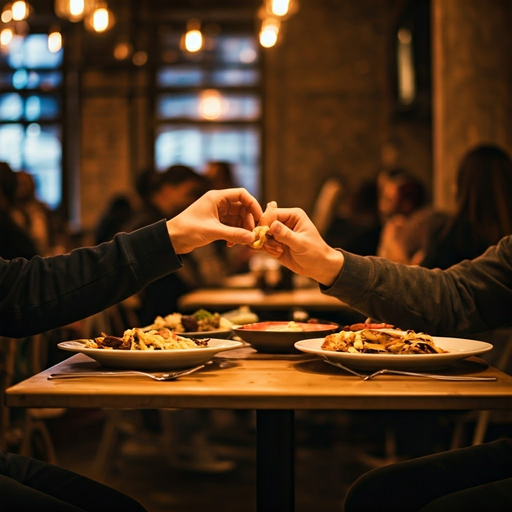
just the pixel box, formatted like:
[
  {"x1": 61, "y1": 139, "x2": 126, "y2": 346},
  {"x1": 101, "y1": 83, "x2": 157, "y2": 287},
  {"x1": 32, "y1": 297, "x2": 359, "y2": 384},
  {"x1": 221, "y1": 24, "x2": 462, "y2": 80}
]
[
  {"x1": 295, "y1": 330, "x2": 493, "y2": 371},
  {"x1": 58, "y1": 327, "x2": 242, "y2": 370}
]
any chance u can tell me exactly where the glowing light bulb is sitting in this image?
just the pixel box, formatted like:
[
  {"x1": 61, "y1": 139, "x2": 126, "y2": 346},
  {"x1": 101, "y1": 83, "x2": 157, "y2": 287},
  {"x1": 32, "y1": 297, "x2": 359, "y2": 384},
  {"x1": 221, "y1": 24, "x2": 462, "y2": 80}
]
[
  {"x1": 0, "y1": 28, "x2": 14, "y2": 46},
  {"x1": 1, "y1": 8, "x2": 12, "y2": 23},
  {"x1": 185, "y1": 29, "x2": 202, "y2": 52},
  {"x1": 48, "y1": 30, "x2": 62, "y2": 53},
  {"x1": 199, "y1": 90, "x2": 225, "y2": 120},
  {"x1": 259, "y1": 19, "x2": 279, "y2": 48},
  {"x1": 12, "y1": 1, "x2": 28, "y2": 21},
  {"x1": 271, "y1": 0, "x2": 290, "y2": 17},
  {"x1": 70, "y1": 0, "x2": 85, "y2": 18},
  {"x1": 92, "y1": 7, "x2": 109, "y2": 32}
]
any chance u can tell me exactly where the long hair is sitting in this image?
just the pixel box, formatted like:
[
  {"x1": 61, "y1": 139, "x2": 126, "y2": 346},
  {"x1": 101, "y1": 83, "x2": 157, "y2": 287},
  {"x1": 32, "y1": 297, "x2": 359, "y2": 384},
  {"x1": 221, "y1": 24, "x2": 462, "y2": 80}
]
[{"x1": 454, "y1": 144, "x2": 512, "y2": 247}]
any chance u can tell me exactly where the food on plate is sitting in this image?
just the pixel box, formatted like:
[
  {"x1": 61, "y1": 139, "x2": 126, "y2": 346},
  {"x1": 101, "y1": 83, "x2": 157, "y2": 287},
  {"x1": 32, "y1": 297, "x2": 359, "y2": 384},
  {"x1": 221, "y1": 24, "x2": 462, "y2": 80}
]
[
  {"x1": 222, "y1": 306, "x2": 259, "y2": 325},
  {"x1": 249, "y1": 225, "x2": 271, "y2": 249},
  {"x1": 264, "y1": 321, "x2": 304, "y2": 332},
  {"x1": 85, "y1": 327, "x2": 209, "y2": 351},
  {"x1": 322, "y1": 325, "x2": 446, "y2": 355},
  {"x1": 151, "y1": 309, "x2": 232, "y2": 332}
]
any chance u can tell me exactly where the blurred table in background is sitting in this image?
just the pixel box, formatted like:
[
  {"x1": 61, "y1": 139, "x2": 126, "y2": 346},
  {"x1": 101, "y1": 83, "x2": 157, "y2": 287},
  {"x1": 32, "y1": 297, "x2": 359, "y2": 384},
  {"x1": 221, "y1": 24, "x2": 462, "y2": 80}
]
[{"x1": 178, "y1": 286, "x2": 364, "y2": 324}]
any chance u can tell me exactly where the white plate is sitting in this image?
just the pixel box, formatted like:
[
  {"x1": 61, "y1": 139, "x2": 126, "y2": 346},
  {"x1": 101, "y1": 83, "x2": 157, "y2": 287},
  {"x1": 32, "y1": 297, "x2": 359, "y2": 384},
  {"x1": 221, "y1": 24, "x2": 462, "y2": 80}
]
[
  {"x1": 294, "y1": 337, "x2": 493, "y2": 371},
  {"x1": 58, "y1": 338, "x2": 243, "y2": 370}
]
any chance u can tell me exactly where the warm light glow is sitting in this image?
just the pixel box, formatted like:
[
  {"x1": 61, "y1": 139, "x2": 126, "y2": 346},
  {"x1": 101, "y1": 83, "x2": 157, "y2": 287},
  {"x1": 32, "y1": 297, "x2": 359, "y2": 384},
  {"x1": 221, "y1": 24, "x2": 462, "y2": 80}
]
[
  {"x1": 69, "y1": 0, "x2": 85, "y2": 17},
  {"x1": 271, "y1": 0, "x2": 290, "y2": 17},
  {"x1": 48, "y1": 30, "x2": 62, "y2": 53},
  {"x1": 11, "y1": 1, "x2": 28, "y2": 21},
  {"x1": 55, "y1": 0, "x2": 94, "y2": 22},
  {"x1": 84, "y1": 2, "x2": 114, "y2": 32},
  {"x1": 396, "y1": 27, "x2": 416, "y2": 105},
  {"x1": 92, "y1": 7, "x2": 109, "y2": 32},
  {"x1": 199, "y1": 90, "x2": 225, "y2": 120},
  {"x1": 132, "y1": 50, "x2": 148, "y2": 66},
  {"x1": 0, "y1": 28, "x2": 13, "y2": 46},
  {"x1": 185, "y1": 29, "x2": 202, "y2": 52},
  {"x1": 1, "y1": 8, "x2": 12, "y2": 23},
  {"x1": 259, "y1": 19, "x2": 279, "y2": 48},
  {"x1": 114, "y1": 41, "x2": 132, "y2": 60}
]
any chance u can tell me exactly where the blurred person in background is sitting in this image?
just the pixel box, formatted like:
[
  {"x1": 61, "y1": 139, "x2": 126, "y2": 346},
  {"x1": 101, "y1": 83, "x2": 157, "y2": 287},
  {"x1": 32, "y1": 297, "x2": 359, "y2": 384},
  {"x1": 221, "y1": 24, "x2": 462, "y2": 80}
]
[
  {"x1": 122, "y1": 165, "x2": 209, "y2": 326},
  {"x1": 376, "y1": 168, "x2": 439, "y2": 262},
  {"x1": 325, "y1": 179, "x2": 381, "y2": 256},
  {"x1": 204, "y1": 160, "x2": 237, "y2": 190},
  {"x1": 0, "y1": 163, "x2": 37, "y2": 260},
  {"x1": 203, "y1": 160, "x2": 253, "y2": 275},
  {"x1": 94, "y1": 194, "x2": 134, "y2": 245},
  {"x1": 418, "y1": 144, "x2": 512, "y2": 269}
]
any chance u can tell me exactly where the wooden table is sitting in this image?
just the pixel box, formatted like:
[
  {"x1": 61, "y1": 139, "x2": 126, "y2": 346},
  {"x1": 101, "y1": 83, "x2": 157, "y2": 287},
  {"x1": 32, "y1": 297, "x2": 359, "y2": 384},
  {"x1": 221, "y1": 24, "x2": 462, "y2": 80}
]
[{"x1": 6, "y1": 348, "x2": 512, "y2": 512}]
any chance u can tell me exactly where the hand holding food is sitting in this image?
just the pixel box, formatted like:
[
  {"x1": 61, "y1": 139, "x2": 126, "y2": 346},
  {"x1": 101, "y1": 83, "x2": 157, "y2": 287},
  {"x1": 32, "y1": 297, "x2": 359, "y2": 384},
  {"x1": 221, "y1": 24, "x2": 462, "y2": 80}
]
[
  {"x1": 257, "y1": 203, "x2": 344, "y2": 286},
  {"x1": 166, "y1": 188, "x2": 263, "y2": 254},
  {"x1": 249, "y1": 225, "x2": 271, "y2": 249}
]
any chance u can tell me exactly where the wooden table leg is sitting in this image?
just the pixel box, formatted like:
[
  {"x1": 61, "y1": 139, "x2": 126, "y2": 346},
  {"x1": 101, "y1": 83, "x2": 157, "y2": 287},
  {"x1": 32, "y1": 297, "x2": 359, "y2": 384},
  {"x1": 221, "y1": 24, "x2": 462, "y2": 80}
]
[{"x1": 256, "y1": 409, "x2": 295, "y2": 512}]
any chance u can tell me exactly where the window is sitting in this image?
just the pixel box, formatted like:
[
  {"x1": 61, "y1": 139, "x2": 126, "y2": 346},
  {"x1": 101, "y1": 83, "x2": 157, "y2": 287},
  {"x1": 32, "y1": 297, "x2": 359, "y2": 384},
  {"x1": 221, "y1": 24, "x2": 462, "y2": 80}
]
[
  {"x1": 0, "y1": 34, "x2": 63, "y2": 209},
  {"x1": 155, "y1": 31, "x2": 261, "y2": 198}
]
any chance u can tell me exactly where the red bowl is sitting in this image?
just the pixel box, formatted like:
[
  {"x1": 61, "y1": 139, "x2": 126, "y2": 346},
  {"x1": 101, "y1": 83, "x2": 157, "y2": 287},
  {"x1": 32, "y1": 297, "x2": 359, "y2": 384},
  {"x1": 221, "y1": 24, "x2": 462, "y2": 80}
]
[{"x1": 233, "y1": 321, "x2": 339, "y2": 354}]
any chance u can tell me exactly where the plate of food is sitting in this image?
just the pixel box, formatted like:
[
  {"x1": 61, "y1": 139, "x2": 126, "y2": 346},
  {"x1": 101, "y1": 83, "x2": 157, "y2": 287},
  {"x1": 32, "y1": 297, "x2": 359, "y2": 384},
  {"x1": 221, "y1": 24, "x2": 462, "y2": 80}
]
[
  {"x1": 58, "y1": 327, "x2": 243, "y2": 370},
  {"x1": 233, "y1": 320, "x2": 339, "y2": 354},
  {"x1": 145, "y1": 309, "x2": 234, "y2": 339},
  {"x1": 294, "y1": 323, "x2": 493, "y2": 370}
]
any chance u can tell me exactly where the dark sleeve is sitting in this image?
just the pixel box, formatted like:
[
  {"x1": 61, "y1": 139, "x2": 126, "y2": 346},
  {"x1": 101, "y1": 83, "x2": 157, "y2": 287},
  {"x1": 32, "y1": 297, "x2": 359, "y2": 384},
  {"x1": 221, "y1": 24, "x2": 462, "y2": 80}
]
[
  {"x1": 322, "y1": 235, "x2": 512, "y2": 336},
  {"x1": 0, "y1": 220, "x2": 183, "y2": 337}
]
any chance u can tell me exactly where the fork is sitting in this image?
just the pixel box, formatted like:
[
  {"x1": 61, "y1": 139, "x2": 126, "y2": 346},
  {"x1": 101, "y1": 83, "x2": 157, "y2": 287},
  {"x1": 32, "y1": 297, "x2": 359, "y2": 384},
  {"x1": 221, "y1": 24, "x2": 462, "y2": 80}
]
[
  {"x1": 323, "y1": 359, "x2": 496, "y2": 381},
  {"x1": 48, "y1": 364, "x2": 205, "y2": 381}
]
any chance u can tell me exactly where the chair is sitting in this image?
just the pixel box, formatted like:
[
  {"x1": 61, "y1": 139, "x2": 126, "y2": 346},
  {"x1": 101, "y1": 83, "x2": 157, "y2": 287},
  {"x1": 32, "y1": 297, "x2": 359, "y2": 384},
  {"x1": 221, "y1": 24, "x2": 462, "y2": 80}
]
[
  {"x1": 0, "y1": 333, "x2": 61, "y2": 463},
  {"x1": 310, "y1": 177, "x2": 343, "y2": 236},
  {"x1": 450, "y1": 328, "x2": 512, "y2": 449}
]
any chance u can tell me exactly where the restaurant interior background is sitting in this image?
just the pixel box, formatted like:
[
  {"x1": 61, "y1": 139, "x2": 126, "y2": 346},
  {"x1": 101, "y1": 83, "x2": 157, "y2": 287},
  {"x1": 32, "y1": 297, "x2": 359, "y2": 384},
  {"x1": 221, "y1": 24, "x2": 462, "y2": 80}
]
[
  {"x1": 1, "y1": 0, "x2": 511, "y2": 233},
  {"x1": 2, "y1": 1, "x2": 512, "y2": 511}
]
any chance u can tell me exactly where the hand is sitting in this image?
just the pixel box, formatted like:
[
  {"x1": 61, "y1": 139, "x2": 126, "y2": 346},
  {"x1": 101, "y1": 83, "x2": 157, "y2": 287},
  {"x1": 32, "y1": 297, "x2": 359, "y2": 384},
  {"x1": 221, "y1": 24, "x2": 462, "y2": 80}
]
[
  {"x1": 258, "y1": 202, "x2": 344, "y2": 287},
  {"x1": 166, "y1": 188, "x2": 263, "y2": 254}
]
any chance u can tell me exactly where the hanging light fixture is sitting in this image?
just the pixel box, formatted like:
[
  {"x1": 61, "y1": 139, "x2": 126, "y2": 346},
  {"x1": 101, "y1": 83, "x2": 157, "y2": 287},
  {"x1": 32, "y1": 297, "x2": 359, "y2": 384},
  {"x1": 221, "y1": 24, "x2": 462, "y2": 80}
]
[
  {"x1": 259, "y1": 18, "x2": 280, "y2": 48},
  {"x1": 48, "y1": 26, "x2": 62, "y2": 53},
  {"x1": 1, "y1": 4, "x2": 12, "y2": 23},
  {"x1": 84, "y1": 1, "x2": 115, "y2": 33},
  {"x1": 264, "y1": 0, "x2": 298, "y2": 18},
  {"x1": 199, "y1": 89, "x2": 226, "y2": 120},
  {"x1": 54, "y1": 0, "x2": 94, "y2": 23},
  {"x1": 184, "y1": 19, "x2": 202, "y2": 53},
  {"x1": 0, "y1": 26, "x2": 13, "y2": 46},
  {"x1": 11, "y1": 1, "x2": 30, "y2": 21}
]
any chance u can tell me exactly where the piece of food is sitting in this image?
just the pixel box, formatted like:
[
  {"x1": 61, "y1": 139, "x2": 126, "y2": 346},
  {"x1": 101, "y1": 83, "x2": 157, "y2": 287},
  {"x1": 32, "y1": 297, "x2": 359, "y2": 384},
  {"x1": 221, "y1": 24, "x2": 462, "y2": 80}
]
[
  {"x1": 264, "y1": 321, "x2": 304, "y2": 332},
  {"x1": 151, "y1": 309, "x2": 232, "y2": 332},
  {"x1": 322, "y1": 327, "x2": 446, "y2": 355},
  {"x1": 222, "y1": 306, "x2": 259, "y2": 325},
  {"x1": 85, "y1": 327, "x2": 209, "y2": 351},
  {"x1": 249, "y1": 225, "x2": 271, "y2": 249}
]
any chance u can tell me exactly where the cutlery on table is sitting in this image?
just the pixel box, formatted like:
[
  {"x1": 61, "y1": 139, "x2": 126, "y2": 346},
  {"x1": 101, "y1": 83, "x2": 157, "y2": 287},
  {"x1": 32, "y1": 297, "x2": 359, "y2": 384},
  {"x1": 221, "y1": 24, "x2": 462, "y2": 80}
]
[
  {"x1": 48, "y1": 364, "x2": 205, "y2": 381},
  {"x1": 324, "y1": 359, "x2": 497, "y2": 381}
]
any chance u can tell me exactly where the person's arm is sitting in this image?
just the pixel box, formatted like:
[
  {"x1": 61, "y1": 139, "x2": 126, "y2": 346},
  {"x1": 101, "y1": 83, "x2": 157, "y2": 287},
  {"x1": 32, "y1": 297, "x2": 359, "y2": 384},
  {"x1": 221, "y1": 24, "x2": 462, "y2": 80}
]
[
  {"x1": 327, "y1": 239, "x2": 512, "y2": 335},
  {"x1": 259, "y1": 204, "x2": 512, "y2": 336},
  {"x1": 0, "y1": 220, "x2": 181, "y2": 337},
  {"x1": 1, "y1": 188, "x2": 263, "y2": 338}
]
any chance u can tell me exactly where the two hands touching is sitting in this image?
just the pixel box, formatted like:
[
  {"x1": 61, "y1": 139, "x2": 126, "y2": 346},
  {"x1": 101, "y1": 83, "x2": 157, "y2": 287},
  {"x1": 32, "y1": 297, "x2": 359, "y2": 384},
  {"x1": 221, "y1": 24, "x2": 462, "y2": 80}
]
[{"x1": 166, "y1": 188, "x2": 344, "y2": 288}]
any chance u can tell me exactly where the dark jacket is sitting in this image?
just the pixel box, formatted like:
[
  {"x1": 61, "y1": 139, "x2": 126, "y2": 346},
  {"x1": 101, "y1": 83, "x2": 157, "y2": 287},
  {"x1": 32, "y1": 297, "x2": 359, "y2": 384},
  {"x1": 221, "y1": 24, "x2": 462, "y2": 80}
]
[
  {"x1": 0, "y1": 220, "x2": 182, "y2": 338},
  {"x1": 322, "y1": 235, "x2": 512, "y2": 336}
]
